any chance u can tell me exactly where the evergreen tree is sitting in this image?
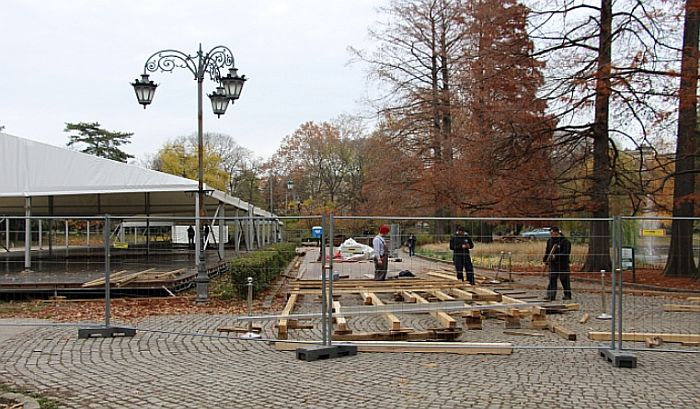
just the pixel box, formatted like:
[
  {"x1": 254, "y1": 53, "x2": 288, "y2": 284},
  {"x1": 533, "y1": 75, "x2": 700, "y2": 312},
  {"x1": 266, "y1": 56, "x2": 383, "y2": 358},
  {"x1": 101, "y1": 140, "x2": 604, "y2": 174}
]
[{"x1": 64, "y1": 122, "x2": 134, "y2": 162}]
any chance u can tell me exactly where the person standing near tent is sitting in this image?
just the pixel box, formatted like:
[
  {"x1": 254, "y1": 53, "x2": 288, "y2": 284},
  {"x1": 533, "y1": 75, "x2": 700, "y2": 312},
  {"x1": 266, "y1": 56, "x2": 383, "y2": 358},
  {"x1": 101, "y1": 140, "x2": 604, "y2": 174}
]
[
  {"x1": 187, "y1": 225, "x2": 195, "y2": 249},
  {"x1": 449, "y1": 226, "x2": 475, "y2": 284},
  {"x1": 373, "y1": 225, "x2": 391, "y2": 281},
  {"x1": 542, "y1": 226, "x2": 572, "y2": 301},
  {"x1": 406, "y1": 233, "x2": 417, "y2": 257}
]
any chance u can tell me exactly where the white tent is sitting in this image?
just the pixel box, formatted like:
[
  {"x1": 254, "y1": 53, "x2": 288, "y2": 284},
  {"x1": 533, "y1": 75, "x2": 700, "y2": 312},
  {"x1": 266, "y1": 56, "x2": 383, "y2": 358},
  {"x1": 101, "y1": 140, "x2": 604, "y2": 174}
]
[
  {"x1": 0, "y1": 133, "x2": 279, "y2": 269},
  {"x1": 0, "y1": 132, "x2": 273, "y2": 218}
]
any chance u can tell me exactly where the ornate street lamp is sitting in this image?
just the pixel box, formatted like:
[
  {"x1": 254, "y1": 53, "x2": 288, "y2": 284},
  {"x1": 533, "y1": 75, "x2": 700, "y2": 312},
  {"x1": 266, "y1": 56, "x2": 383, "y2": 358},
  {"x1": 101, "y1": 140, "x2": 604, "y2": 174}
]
[
  {"x1": 285, "y1": 180, "x2": 294, "y2": 215},
  {"x1": 208, "y1": 86, "x2": 230, "y2": 118},
  {"x1": 220, "y1": 68, "x2": 246, "y2": 100},
  {"x1": 131, "y1": 74, "x2": 158, "y2": 108},
  {"x1": 132, "y1": 44, "x2": 246, "y2": 303}
]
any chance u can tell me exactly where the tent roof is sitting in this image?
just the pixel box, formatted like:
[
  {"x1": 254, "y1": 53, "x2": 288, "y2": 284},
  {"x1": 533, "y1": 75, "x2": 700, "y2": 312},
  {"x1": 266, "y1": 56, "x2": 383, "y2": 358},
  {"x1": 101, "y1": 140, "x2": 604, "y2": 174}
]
[{"x1": 0, "y1": 133, "x2": 273, "y2": 218}]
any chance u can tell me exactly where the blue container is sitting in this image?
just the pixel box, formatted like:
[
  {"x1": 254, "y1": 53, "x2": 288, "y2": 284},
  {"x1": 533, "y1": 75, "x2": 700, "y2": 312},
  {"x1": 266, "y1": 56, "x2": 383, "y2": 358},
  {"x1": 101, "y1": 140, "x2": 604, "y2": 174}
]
[{"x1": 311, "y1": 226, "x2": 323, "y2": 239}]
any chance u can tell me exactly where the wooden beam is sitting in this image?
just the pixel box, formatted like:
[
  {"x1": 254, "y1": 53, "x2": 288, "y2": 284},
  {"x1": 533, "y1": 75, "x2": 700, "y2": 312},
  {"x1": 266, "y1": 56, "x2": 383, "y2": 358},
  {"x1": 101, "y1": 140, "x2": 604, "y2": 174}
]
[
  {"x1": 429, "y1": 290, "x2": 455, "y2": 302},
  {"x1": 403, "y1": 291, "x2": 456, "y2": 329},
  {"x1": 332, "y1": 301, "x2": 350, "y2": 334},
  {"x1": 332, "y1": 328, "x2": 461, "y2": 342},
  {"x1": 290, "y1": 278, "x2": 466, "y2": 288},
  {"x1": 217, "y1": 326, "x2": 262, "y2": 333},
  {"x1": 112, "y1": 268, "x2": 157, "y2": 287},
  {"x1": 663, "y1": 304, "x2": 700, "y2": 312},
  {"x1": 273, "y1": 341, "x2": 513, "y2": 355},
  {"x1": 503, "y1": 330, "x2": 545, "y2": 337},
  {"x1": 81, "y1": 270, "x2": 129, "y2": 287},
  {"x1": 549, "y1": 323, "x2": 576, "y2": 341},
  {"x1": 426, "y1": 271, "x2": 459, "y2": 281},
  {"x1": 449, "y1": 288, "x2": 502, "y2": 303},
  {"x1": 278, "y1": 292, "x2": 299, "y2": 340},
  {"x1": 588, "y1": 332, "x2": 700, "y2": 343},
  {"x1": 359, "y1": 292, "x2": 401, "y2": 331},
  {"x1": 293, "y1": 286, "x2": 468, "y2": 295}
]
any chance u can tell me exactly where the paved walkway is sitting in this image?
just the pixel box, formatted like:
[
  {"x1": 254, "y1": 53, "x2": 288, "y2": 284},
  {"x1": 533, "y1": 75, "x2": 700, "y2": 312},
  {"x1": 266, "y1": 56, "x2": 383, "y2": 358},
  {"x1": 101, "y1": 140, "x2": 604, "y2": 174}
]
[
  {"x1": 0, "y1": 316, "x2": 698, "y2": 408},
  {"x1": 0, "y1": 249, "x2": 698, "y2": 408}
]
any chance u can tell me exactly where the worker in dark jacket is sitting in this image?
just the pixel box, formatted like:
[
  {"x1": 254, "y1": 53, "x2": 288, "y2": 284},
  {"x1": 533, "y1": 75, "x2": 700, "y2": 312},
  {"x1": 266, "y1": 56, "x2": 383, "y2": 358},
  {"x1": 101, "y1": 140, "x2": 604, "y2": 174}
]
[
  {"x1": 542, "y1": 226, "x2": 572, "y2": 301},
  {"x1": 406, "y1": 234, "x2": 417, "y2": 257},
  {"x1": 449, "y1": 226, "x2": 475, "y2": 284}
]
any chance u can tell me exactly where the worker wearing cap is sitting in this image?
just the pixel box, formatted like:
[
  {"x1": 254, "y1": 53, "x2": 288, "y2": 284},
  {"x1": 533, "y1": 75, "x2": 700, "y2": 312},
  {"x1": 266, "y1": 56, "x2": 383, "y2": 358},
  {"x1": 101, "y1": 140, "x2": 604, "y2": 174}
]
[
  {"x1": 373, "y1": 225, "x2": 390, "y2": 281},
  {"x1": 449, "y1": 225, "x2": 475, "y2": 284}
]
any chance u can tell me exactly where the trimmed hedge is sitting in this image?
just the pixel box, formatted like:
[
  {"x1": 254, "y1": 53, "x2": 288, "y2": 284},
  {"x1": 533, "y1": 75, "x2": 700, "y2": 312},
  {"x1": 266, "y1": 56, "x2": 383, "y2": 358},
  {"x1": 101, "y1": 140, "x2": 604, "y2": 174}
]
[{"x1": 222, "y1": 243, "x2": 298, "y2": 299}]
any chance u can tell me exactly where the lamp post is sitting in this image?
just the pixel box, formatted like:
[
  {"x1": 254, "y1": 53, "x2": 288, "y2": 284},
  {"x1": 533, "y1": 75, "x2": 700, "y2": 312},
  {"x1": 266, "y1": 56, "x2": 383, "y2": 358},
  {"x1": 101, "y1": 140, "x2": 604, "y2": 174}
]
[
  {"x1": 132, "y1": 44, "x2": 246, "y2": 303},
  {"x1": 268, "y1": 172, "x2": 274, "y2": 214},
  {"x1": 285, "y1": 180, "x2": 294, "y2": 215}
]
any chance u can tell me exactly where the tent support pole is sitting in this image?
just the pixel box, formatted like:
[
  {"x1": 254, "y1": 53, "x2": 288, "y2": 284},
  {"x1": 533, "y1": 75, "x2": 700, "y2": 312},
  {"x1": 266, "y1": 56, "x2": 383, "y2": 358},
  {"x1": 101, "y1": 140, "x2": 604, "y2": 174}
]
[
  {"x1": 195, "y1": 194, "x2": 201, "y2": 268},
  {"x1": 145, "y1": 192, "x2": 151, "y2": 257},
  {"x1": 48, "y1": 196, "x2": 53, "y2": 256},
  {"x1": 218, "y1": 202, "x2": 225, "y2": 258},
  {"x1": 24, "y1": 197, "x2": 31, "y2": 271}
]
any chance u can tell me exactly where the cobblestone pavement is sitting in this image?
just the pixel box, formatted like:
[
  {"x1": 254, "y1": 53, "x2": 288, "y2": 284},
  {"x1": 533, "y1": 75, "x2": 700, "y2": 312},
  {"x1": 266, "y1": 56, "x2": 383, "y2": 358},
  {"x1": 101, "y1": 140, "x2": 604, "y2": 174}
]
[
  {"x1": 1, "y1": 314, "x2": 699, "y2": 409},
  {"x1": 1, "y1": 250, "x2": 698, "y2": 408}
]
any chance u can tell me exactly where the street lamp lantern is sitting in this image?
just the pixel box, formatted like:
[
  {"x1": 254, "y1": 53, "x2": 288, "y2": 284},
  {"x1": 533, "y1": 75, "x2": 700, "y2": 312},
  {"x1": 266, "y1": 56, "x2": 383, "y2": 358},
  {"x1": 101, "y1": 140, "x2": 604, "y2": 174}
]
[
  {"x1": 133, "y1": 44, "x2": 245, "y2": 304},
  {"x1": 208, "y1": 86, "x2": 230, "y2": 118},
  {"x1": 131, "y1": 74, "x2": 158, "y2": 108},
  {"x1": 285, "y1": 180, "x2": 294, "y2": 215},
  {"x1": 220, "y1": 68, "x2": 246, "y2": 100}
]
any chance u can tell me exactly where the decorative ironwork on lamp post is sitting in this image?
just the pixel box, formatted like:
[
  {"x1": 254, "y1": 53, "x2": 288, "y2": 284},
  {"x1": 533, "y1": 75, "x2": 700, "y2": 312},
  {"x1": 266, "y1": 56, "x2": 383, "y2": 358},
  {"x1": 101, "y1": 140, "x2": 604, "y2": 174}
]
[{"x1": 132, "y1": 44, "x2": 246, "y2": 303}]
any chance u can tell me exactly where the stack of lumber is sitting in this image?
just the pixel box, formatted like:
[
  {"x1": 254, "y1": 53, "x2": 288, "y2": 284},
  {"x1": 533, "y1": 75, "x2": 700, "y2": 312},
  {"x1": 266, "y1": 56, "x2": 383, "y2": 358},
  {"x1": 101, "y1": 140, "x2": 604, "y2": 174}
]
[
  {"x1": 276, "y1": 273, "x2": 580, "y2": 344},
  {"x1": 81, "y1": 268, "x2": 184, "y2": 288}
]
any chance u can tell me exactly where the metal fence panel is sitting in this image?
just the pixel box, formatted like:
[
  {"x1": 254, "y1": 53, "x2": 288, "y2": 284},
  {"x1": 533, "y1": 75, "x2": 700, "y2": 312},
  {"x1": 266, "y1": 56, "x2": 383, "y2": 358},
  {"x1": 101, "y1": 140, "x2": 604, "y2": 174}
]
[{"x1": 615, "y1": 216, "x2": 700, "y2": 353}]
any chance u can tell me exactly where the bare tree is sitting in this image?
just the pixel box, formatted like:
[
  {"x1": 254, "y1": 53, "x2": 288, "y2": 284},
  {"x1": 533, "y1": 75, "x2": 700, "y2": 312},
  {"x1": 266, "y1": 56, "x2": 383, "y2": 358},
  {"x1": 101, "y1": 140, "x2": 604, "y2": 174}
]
[
  {"x1": 351, "y1": 0, "x2": 466, "y2": 231},
  {"x1": 527, "y1": 0, "x2": 681, "y2": 271}
]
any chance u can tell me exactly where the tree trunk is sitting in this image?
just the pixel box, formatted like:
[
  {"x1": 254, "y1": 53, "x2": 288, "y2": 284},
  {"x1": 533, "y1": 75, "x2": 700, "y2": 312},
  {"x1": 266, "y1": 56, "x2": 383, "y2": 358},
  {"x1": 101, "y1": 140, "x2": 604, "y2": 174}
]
[
  {"x1": 582, "y1": 0, "x2": 613, "y2": 273},
  {"x1": 664, "y1": 0, "x2": 699, "y2": 277}
]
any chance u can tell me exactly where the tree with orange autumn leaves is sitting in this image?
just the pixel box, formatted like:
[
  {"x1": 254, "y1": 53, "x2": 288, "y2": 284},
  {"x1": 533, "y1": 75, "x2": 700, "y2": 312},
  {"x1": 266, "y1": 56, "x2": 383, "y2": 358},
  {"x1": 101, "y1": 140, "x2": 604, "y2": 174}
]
[{"x1": 352, "y1": 0, "x2": 556, "y2": 232}]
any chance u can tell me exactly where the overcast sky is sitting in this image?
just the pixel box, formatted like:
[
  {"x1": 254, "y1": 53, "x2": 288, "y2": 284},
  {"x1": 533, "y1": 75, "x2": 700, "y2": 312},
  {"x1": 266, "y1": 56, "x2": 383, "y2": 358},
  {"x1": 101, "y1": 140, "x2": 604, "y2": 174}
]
[{"x1": 0, "y1": 0, "x2": 379, "y2": 161}]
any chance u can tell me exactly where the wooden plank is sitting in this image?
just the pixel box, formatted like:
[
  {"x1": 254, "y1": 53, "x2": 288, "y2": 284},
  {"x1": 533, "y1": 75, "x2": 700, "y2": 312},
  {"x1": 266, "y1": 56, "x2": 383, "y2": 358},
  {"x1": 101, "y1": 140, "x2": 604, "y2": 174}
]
[
  {"x1": 112, "y1": 268, "x2": 157, "y2": 287},
  {"x1": 294, "y1": 286, "x2": 467, "y2": 295},
  {"x1": 504, "y1": 312, "x2": 521, "y2": 329},
  {"x1": 426, "y1": 271, "x2": 459, "y2": 281},
  {"x1": 449, "y1": 288, "x2": 500, "y2": 303},
  {"x1": 290, "y1": 278, "x2": 462, "y2": 288},
  {"x1": 503, "y1": 330, "x2": 545, "y2": 337},
  {"x1": 132, "y1": 269, "x2": 187, "y2": 283},
  {"x1": 359, "y1": 292, "x2": 402, "y2": 331},
  {"x1": 549, "y1": 323, "x2": 576, "y2": 341},
  {"x1": 332, "y1": 329, "x2": 461, "y2": 342},
  {"x1": 663, "y1": 304, "x2": 700, "y2": 312},
  {"x1": 217, "y1": 326, "x2": 262, "y2": 333},
  {"x1": 81, "y1": 270, "x2": 129, "y2": 287},
  {"x1": 399, "y1": 290, "x2": 417, "y2": 303},
  {"x1": 277, "y1": 292, "x2": 299, "y2": 340},
  {"x1": 404, "y1": 291, "x2": 456, "y2": 329},
  {"x1": 588, "y1": 332, "x2": 700, "y2": 343},
  {"x1": 450, "y1": 287, "x2": 531, "y2": 318},
  {"x1": 429, "y1": 290, "x2": 455, "y2": 302},
  {"x1": 332, "y1": 301, "x2": 350, "y2": 334},
  {"x1": 273, "y1": 341, "x2": 513, "y2": 355},
  {"x1": 687, "y1": 297, "x2": 700, "y2": 303},
  {"x1": 579, "y1": 313, "x2": 590, "y2": 324}
]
